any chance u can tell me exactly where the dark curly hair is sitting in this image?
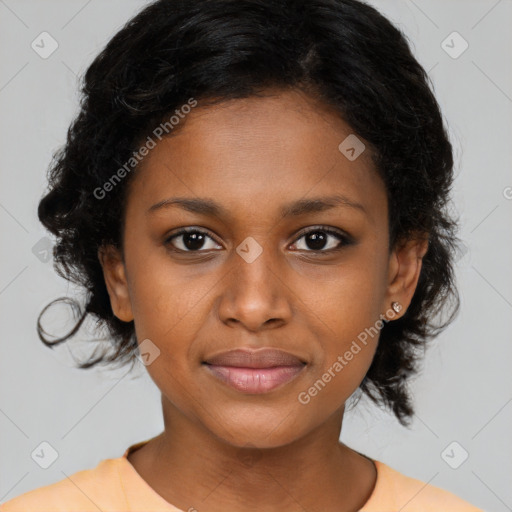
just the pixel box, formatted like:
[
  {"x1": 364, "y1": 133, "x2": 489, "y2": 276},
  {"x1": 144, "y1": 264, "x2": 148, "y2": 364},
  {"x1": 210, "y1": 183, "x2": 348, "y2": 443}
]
[{"x1": 37, "y1": 0, "x2": 461, "y2": 426}]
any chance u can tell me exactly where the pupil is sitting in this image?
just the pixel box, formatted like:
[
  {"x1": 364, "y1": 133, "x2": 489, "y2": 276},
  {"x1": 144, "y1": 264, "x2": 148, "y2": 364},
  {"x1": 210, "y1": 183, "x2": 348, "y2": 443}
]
[
  {"x1": 184, "y1": 232, "x2": 205, "y2": 250},
  {"x1": 181, "y1": 231, "x2": 329, "y2": 251},
  {"x1": 307, "y1": 232, "x2": 327, "y2": 250}
]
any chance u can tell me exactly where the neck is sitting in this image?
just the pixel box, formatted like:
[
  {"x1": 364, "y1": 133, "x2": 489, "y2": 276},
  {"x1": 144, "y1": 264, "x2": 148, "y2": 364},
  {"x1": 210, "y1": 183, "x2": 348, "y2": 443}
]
[{"x1": 128, "y1": 394, "x2": 377, "y2": 512}]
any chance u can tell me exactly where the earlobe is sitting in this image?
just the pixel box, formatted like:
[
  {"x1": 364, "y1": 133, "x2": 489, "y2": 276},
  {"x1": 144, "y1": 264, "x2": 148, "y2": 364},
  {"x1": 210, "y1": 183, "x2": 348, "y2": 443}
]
[
  {"x1": 383, "y1": 236, "x2": 429, "y2": 320},
  {"x1": 97, "y1": 245, "x2": 134, "y2": 322}
]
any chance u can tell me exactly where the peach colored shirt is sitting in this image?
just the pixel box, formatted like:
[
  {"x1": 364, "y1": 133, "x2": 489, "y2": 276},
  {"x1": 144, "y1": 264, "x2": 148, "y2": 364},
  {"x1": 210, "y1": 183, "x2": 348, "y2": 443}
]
[{"x1": 1, "y1": 440, "x2": 484, "y2": 511}]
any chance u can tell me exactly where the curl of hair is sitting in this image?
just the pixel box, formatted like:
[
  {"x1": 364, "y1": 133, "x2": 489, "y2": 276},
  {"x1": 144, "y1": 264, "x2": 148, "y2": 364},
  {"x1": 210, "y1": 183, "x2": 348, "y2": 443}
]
[{"x1": 37, "y1": 0, "x2": 461, "y2": 425}]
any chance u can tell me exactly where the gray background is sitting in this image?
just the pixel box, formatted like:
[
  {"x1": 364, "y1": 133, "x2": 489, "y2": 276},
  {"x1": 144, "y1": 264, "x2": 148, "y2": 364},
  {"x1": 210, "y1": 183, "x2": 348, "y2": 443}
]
[{"x1": 0, "y1": 0, "x2": 511, "y2": 510}]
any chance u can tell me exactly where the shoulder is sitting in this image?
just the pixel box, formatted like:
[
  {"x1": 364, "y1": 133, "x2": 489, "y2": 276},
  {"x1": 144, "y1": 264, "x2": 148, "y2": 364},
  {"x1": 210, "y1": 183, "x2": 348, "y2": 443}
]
[
  {"x1": 0, "y1": 458, "x2": 126, "y2": 512},
  {"x1": 361, "y1": 460, "x2": 484, "y2": 512}
]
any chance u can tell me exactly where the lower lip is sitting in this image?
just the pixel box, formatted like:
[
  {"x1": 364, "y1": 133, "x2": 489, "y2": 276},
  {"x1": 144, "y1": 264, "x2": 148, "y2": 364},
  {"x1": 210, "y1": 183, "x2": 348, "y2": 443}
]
[{"x1": 203, "y1": 364, "x2": 305, "y2": 394}]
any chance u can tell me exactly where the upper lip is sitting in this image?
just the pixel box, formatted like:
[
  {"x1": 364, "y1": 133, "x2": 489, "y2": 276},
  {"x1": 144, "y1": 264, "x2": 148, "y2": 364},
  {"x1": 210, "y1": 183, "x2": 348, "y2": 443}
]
[{"x1": 203, "y1": 348, "x2": 306, "y2": 368}]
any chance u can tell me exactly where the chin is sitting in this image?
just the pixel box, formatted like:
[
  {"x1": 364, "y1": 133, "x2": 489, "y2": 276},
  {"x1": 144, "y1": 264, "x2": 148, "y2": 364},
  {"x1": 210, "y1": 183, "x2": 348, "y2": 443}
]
[{"x1": 204, "y1": 407, "x2": 314, "y2": 451}]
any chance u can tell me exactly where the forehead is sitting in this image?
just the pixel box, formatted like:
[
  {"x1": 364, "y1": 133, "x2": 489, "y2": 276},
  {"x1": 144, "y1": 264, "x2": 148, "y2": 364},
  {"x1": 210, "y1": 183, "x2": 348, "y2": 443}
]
[{"x1": 126, "y1": 89, "x2": 386, "y2": 224}]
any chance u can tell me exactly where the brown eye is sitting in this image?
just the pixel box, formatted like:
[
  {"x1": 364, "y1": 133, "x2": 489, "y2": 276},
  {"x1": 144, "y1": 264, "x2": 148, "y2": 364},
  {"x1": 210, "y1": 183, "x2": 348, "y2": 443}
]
[
  {"x1": 290, "y1": 227, "x2": 352, "y2": 252},
  {"x1": 165, "y1": 228, "x2": 222, "y2": 252}
]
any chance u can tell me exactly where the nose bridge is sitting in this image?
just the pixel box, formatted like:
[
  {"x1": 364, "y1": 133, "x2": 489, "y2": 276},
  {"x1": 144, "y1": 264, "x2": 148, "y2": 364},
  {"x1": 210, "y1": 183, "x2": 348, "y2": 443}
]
[
  {"x1": 218, "y1": 235, "x2": 292, "y2": 330},
  {"x1": 235, "y1": 236, "x2": 275, "y2": 286}
]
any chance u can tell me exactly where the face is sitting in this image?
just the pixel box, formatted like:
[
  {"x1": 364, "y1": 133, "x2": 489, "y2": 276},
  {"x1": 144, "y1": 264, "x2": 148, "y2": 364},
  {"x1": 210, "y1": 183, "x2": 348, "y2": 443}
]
[{"x1": 100, "y1": 89, "x2": 427, "y2": 448}]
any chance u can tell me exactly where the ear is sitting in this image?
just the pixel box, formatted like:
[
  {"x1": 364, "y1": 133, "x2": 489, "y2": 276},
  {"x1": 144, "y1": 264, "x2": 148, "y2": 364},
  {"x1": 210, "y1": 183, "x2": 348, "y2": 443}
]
[
  {"x1": 97, "y1": 245, "x2": 134, "y2": 322},
  {"x1": 382, "y1": 234, "x2": 429, "y2": 321}
]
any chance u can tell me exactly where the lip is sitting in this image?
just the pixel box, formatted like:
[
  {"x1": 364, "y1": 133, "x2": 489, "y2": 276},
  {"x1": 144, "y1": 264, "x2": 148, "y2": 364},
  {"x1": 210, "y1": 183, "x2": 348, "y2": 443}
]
[
  {"x1": 203, "y1": 348, "x2": 307, "y2": 394},
  {"x1": 204, "y1": 348, "x2": 306, "y2": 368}
]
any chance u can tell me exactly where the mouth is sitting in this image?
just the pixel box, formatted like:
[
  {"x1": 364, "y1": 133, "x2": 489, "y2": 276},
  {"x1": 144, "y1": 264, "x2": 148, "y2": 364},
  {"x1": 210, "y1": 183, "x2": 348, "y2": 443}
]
[{"x1": 202, "y1": 348, "x2": 307, "y2": 394}]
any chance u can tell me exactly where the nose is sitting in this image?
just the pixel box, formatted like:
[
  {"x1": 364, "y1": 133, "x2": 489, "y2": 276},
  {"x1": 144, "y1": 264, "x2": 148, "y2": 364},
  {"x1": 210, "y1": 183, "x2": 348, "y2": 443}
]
[{"x1": 216, "y1": 241, "x2": 293, "y2": 332}]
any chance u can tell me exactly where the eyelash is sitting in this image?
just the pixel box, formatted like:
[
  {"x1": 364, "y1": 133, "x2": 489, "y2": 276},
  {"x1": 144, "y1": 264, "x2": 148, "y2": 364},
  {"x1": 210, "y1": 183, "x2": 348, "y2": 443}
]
[{"x1": 164, "y1": 226, "x2": 353, "y2": 254}]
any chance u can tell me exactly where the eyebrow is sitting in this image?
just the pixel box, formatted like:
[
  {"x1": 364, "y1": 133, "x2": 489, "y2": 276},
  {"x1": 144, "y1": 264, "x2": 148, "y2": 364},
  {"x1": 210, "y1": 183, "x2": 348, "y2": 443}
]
[{"x1": 146, "y1": 194, "x2": 366, "y2": 218}]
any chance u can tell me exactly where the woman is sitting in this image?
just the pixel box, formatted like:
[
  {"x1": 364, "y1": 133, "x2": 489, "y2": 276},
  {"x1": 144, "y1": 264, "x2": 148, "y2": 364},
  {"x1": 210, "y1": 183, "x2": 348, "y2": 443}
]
[{"x1": 1, "y1": 0, "x2": 483, "y2": 510}]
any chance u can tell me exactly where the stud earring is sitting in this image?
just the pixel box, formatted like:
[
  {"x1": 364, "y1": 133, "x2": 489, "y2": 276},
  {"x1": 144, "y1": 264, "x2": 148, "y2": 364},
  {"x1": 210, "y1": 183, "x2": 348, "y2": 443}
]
[{"x1": 391, "y1": 301, "x2": 402, "y2": 314}]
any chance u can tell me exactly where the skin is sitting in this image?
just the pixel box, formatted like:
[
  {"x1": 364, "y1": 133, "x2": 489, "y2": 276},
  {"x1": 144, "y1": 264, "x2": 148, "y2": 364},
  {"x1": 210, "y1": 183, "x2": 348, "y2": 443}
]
[{"x1": 99, "y1": 88, "x2": 428, "y2": 512}]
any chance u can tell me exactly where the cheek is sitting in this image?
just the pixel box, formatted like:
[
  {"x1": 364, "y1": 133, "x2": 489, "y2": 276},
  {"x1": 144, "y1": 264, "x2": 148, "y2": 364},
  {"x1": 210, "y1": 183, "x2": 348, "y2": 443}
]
[
  {"x1": 296, "y1": 260, "x2": 386, "y2": 397},
  {"x1": 298, "y1": 292, "x2": 382, "y2": 413},
  {"x1": 129, "y1": 272, "x2": 213, "y2": 350},
  {"x1": 125, "y1": 237, "x2": 218, "y2": 337},
  {"x1": 304, "y1": 258, "x2": 386, "y2": 343}
]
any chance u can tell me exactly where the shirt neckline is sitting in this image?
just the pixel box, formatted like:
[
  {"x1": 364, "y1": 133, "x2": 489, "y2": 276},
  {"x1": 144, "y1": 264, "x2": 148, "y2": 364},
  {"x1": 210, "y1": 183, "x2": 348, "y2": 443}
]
[{"x1": 118, "y1": 440, "x2": 383, "y2": 511}]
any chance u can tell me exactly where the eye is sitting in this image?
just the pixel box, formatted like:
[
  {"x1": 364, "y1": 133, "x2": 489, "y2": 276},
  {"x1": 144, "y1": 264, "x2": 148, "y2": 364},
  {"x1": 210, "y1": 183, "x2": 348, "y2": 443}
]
[
  {"x1": 290, "y1": 226, "x2": 352, "y2": 253},
  {"x1": 164, "y1": 225, "x2": 352, "y2": 254},
  {"x1": 165, "y1": 227, "x2": 222, "y2": 252}
]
